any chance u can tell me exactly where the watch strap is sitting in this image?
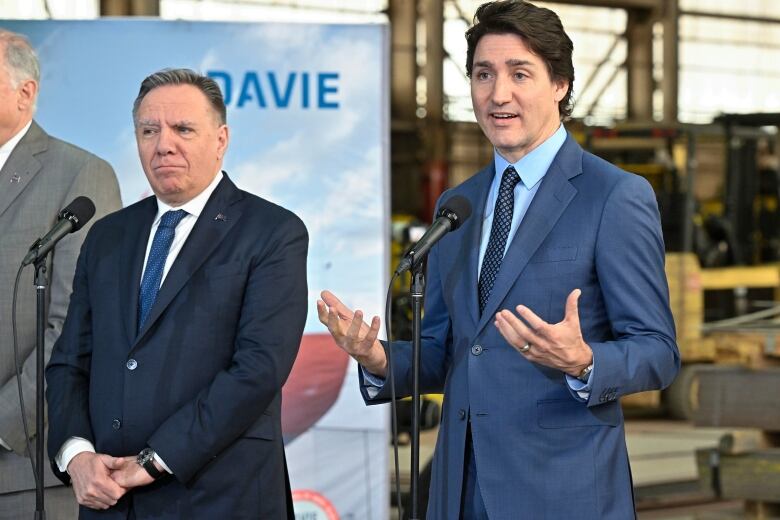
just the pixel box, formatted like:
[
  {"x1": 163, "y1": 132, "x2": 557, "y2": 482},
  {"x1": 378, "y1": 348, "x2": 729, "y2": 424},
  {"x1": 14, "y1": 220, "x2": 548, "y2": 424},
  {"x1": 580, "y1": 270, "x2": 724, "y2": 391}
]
[
  {"x1": 138, "y1": 448, "x2": 165, "y2": 480},
  {"x1": 577, "y1": 363, "x2": 594, "y2": 383}
]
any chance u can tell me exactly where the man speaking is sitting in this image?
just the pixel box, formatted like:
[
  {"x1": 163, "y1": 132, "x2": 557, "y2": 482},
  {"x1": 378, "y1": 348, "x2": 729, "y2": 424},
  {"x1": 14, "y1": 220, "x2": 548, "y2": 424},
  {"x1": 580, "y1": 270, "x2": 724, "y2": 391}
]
[
  {"x1": 318, "y1": 1, "x2": 679, "y2": 518},
  {"x1": 46, "y1": 69, "x2": 308, "y2": 519}
]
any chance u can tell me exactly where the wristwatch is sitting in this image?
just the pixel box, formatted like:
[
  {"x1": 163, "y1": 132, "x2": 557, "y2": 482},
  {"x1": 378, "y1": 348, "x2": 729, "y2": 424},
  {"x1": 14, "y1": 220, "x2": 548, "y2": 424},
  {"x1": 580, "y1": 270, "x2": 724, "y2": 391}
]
[
  {"x1": 137, "y1": 448, "x2": 164, "y2": 480},
  {"x1": 577, "y1": 363, "x2": 594, "y2": 383}
]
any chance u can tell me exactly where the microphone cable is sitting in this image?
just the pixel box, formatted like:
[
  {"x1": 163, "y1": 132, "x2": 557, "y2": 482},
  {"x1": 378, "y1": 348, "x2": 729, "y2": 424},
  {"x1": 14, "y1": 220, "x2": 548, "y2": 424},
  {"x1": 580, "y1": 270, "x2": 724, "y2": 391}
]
[
  {"x1": 384, "y1": 271, "x2": 404, "y2": 519},
  {"x1": 11, "y1": 263, "x2": 39, "y2": 484}
]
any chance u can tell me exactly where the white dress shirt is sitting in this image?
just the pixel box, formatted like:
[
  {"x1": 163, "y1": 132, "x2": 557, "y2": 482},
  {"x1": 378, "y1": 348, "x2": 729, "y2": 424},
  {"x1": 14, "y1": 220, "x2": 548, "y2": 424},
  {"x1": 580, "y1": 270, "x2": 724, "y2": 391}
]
[
  {"x1": 0, "y1": 120, "x2": 32, "y2": 171},
  {"x1": 55, "y1": 171, "x2": 224, "y2": 474}
]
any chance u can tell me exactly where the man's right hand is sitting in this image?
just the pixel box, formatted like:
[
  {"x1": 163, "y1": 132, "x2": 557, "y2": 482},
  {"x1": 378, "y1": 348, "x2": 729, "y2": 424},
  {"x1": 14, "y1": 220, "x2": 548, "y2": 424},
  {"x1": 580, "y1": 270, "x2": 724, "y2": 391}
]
[
  {"x1": 317, "y1": 290, "x2": 387, "y2": 378},
  {"x1": 67, "y1": 451, "x2": 126, "y2": 510}
]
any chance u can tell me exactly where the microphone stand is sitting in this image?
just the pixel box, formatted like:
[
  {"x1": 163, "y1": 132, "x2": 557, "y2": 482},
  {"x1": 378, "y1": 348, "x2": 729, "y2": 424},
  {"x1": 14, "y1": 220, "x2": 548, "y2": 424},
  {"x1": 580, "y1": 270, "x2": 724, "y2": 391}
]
[
  {"x1": 409, "y1": 260, "x2": 425, "y2": 520},
  {"x1": 33, "y1": 256, "x2": 47, "y2": 520}
]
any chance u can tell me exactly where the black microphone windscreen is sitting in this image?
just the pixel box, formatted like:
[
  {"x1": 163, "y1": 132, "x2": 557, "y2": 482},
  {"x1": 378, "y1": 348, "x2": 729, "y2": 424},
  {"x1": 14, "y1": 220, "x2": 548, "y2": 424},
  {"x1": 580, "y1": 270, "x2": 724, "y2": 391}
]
[
  {"x1": 61, "y1": 196, "x2": 96, "y2": 231},
  {"x1": 439, "y1": 195, "x2": 472, "y2": 230}
]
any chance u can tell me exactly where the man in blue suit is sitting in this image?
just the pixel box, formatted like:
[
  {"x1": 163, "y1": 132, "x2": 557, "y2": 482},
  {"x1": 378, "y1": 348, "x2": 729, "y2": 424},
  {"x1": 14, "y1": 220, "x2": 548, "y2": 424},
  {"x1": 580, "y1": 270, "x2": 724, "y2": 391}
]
[
  {"x1": 46, "y1": 69, "x2": 308, "y2": 519},
  {"x1": 317, "y1": 1, "x2": 679, "y2": 518}
]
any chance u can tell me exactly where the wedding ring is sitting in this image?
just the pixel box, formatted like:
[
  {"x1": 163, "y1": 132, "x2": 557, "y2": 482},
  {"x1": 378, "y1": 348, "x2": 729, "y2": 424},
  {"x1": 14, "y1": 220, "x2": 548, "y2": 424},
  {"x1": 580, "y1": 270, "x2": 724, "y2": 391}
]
[{"x1": 519, "y1": 343, "x2": 531, "y2": 353}]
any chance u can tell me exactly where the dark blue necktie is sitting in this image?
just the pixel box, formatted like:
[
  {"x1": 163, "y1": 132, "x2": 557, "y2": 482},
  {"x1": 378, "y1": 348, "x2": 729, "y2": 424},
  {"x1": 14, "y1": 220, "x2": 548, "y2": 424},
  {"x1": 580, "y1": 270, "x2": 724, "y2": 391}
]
[
  {"x1": 478, "y1": 165, "x2": 521, "y2": 315},
  {"x1": 138, "y1": 209, "x2": 187, "y2": 332}
]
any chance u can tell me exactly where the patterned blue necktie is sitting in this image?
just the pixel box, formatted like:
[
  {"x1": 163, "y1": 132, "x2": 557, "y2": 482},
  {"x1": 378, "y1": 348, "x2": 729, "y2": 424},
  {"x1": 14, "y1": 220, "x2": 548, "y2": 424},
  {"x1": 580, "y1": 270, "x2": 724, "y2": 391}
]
[
  {"x1": 138, "y1": 209, "x2": 187, "y2": 332},
  {"x1": 478, "y1": 165, "x2": 521, "y2": 315}
]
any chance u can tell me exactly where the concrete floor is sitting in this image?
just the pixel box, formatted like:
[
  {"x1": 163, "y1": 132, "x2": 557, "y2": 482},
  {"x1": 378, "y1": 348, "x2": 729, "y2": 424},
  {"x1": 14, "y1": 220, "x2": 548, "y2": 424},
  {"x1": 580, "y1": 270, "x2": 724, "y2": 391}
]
[{"x1": 389, "y1": 419, "x2": 769, "y2": 519}]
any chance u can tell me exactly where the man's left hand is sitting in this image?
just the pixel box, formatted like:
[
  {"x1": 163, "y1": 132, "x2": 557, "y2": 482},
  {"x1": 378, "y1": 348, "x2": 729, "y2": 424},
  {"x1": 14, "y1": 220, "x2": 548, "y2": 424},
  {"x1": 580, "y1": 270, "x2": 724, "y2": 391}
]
[
  {"x1": 105, "y1": 456, "x2": 158, "y2": 489},
  {"x1": 495, "y1": 289, "x2": 593, "y2": 377}
]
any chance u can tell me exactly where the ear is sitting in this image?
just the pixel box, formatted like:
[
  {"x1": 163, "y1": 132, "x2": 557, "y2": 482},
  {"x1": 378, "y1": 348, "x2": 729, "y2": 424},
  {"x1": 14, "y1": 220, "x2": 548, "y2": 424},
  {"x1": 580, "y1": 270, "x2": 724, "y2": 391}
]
[
  {"x1": 216, "y1": 124, "x2": 229, "y2": 160},
  {"x1": 553, "y1": 78, "x2": 569, "y2": 104},
  {"x1": 17, "y1": 79, "x2": 38, "y2": 112}
]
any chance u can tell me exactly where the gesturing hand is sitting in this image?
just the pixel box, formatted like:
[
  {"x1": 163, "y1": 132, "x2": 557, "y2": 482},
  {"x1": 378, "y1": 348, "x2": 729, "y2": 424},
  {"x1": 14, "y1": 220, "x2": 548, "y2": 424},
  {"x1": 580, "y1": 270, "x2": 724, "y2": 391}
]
[
  {"x1": 316, "y1": 290, "x2": 387, "y2": 377},
  {"x1": 67, "y1": 452, "x2": 126, "y2": 510},
  {"x1": 494, "y1": 289, "x2": 593, "y2": 377},
  {"x1": 105, "y1": 455, "x2": 156, "y2": 489}
]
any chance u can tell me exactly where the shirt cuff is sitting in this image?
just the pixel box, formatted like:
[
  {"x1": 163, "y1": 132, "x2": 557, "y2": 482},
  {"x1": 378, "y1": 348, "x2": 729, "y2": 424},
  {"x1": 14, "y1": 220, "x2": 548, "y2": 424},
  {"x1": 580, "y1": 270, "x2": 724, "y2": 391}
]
[
  {"x1": 56, "y1": 437, "x2": 96, "y2": 473},
  {"x1": 0, "y1": 437, "x2": 11, "y2": 451},
  {"x1": 565, "y1": 363, "x2": 595, "y2": 400},
  {"x1": 360, "y1": 365, "x2": 385, "y2": 399},
  {"x1": 153, "y1": 452, "x2": 173, "y2": 474}
]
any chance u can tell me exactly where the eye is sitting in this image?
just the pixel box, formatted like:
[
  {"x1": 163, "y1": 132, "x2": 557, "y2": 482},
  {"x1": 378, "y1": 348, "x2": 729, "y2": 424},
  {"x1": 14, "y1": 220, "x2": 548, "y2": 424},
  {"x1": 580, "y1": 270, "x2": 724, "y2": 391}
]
[
  {"x1": 140, "y1": 127, "x2": 158, "y2": 136},
  {"x1": 176, "y1": 126, "x2": 193, "y2": 135},
  {"x1": 476, "y1": 71, "x2": 491, "y2": 81},
  {"x1": 514, "y1": 71, "x2": 527, "y2": 81}
]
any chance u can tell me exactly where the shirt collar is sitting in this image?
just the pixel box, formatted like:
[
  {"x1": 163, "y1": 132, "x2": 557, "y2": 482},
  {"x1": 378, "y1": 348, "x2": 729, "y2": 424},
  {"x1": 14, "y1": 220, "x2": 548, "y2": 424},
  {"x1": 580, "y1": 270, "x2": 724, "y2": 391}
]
[
  {"x1": 153, "y1": 170, "x2": 224, "y2": 223},
  {"x1": 492, "y1": 123, "x2": 567, "y2": 191},
  {"x1": 0, "y1": 120, "x2": 32, "y2": 158}
]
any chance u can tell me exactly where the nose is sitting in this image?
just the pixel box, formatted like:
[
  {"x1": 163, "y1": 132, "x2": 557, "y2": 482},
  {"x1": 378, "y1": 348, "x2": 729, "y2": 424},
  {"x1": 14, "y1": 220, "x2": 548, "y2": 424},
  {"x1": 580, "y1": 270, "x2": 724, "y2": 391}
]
[
  {"x1": 156, "y1": 127, "x2": 176, "y2": 155},
  {"x1": 491, "y1": 74, "x2": 512, "y2": 106}
]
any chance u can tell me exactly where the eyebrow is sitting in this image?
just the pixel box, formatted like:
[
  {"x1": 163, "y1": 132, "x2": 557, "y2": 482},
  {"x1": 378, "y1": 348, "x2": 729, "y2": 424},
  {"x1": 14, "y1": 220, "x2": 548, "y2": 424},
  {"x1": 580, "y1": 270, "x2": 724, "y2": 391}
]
[
  {"x1": 473, "y1": 59, "x2": 535, "y2": 68},
  {"x1": 135, "y1": 119, "x2": 197, "y2": 127},
  {"x1": 506, "y1": 59, "x2": 534, "y2": 68}
]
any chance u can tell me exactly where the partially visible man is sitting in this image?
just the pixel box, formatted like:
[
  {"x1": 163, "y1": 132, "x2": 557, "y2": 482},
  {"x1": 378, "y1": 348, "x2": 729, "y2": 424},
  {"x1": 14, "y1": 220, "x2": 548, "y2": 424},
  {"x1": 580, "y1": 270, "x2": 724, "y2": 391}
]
[
  {"x1": 318, "y1": 1, "x2": 679, "y2": 518},
  {"x1": 46, "y1": 68, "x2": 308, "y2": 519},
  {"x1": 0, "y1": 29, "x2": 122, "y2": 520}
]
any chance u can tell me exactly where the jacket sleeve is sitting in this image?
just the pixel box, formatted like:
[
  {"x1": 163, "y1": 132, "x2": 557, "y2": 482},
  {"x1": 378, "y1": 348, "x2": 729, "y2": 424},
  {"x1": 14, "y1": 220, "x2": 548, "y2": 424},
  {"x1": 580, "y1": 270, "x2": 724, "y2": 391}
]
[
  {"x1": 583, "y1": 173, "x2": 680, "y2": 407},
  {"x1": 45, "y1": 224, "x2": 100, "y2": 484}
]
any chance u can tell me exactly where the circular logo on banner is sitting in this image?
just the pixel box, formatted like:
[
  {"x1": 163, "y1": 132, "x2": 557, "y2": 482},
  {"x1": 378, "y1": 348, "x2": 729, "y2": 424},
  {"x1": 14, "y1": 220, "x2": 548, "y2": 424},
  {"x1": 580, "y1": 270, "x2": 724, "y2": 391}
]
[{"x1": 292, "y1": 490, "x2": 339, "y2": 520}]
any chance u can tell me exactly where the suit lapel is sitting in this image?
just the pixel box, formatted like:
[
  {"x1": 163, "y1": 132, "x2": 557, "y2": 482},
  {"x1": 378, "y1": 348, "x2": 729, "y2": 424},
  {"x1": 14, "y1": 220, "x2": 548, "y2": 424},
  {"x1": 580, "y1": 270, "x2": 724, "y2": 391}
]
[
  {"x1": 456, "y1": 165, "x2": 494, "y2": 329},
  {"x1": 474, "y1": 135, "x2": 583, "y2": 336},
  {"x1": 131, "y1": 175, "x2": 243, "y2": 348},
  {"x1": 119, "y1": 198, "x2": 158, "y2": 346},
  {"x1": 0, "y1": 122, "x2": 47, "y2": 220}
]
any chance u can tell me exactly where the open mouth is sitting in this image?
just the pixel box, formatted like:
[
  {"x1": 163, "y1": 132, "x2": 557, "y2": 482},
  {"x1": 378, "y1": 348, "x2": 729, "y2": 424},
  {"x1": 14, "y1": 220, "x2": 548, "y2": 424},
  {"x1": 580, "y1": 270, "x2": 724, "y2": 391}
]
[{"x1": 491, "y1": 113, "x2": 518, "y2": 120}]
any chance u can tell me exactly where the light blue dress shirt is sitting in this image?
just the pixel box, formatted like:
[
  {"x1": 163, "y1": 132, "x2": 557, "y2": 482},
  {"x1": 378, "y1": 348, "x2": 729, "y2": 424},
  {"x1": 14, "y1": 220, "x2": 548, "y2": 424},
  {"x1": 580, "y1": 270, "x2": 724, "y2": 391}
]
[{"x1": 364, "y1": 124, "x2": 593, "y2": 397}]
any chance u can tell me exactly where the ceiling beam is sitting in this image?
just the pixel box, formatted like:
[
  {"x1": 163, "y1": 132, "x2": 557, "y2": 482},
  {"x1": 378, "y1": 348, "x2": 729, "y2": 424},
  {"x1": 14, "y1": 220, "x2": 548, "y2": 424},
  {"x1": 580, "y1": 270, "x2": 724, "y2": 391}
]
[
  {"x1": 680, "y1": 10, "x2": 780, "y2": 25},
  {"x1": 541, "y1": 0, "x2": 661, "y2": 10}
]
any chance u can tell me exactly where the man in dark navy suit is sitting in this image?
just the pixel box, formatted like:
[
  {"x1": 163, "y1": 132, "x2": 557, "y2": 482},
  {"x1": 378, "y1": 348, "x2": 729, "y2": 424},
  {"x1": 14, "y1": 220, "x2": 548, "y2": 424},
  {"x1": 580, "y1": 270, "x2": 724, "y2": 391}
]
[
  {"x1": 46, "y1": 68, "x2": 308, "y2": 519},
  {"x1": 318, "y1": 1, "x2": 679, "y2": 518}
]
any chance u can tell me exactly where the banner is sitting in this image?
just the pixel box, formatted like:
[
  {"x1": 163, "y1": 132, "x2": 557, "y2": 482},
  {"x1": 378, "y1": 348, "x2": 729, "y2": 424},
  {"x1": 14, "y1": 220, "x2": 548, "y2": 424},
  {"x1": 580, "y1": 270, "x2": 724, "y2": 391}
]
[{"x1": 4, "y1": 19, "x2": 390, "y2": 519}]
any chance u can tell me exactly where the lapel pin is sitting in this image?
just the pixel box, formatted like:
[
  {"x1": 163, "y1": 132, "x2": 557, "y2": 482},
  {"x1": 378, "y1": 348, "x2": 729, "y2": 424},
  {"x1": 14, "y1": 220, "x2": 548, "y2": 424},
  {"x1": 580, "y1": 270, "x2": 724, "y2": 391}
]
[
  {"x1": 10, "y1": 173, "x2": 21, "y2": 183},
  {"x1": 214, "y1": 213, "x2": 227, "y2": 222}
]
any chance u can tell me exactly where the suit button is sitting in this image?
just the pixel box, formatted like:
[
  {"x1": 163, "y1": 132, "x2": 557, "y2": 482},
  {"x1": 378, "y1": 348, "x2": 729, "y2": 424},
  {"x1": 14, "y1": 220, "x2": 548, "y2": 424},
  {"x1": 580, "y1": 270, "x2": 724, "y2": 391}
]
[
  {"x1": 112, "y1": 419, "x2": 122, "y2": 430},
  {"x1": 471, "y1": 345, "x2": 483, "y2": 356},
  {"x1": 458, "y1": 409, "x2": 466, "y2": 420},
  {"x1": 126, "y1": 359, "x2": 138, "y2": 370}
]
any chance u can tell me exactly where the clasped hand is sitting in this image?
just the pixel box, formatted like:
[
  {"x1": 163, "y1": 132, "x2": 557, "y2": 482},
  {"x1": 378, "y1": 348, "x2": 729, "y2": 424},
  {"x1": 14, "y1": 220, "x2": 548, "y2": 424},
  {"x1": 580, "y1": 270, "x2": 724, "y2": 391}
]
[
  {"x1": 67, "y1": 451, "x2": 158, "y2": 510},
  {"x1": 494, "y1": 289, "x2": 593, "y2": 376}
]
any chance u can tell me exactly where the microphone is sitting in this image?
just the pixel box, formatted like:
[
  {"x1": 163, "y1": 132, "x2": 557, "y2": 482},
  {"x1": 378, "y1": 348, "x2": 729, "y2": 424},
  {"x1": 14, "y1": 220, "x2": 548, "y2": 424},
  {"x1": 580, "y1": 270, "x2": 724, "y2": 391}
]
[
  {"x1": 22, "y1": 196, "x2": 96, "y2": 267},
  {"x1": 395, "y1": 195, "x2": 472, "y2": 275}
]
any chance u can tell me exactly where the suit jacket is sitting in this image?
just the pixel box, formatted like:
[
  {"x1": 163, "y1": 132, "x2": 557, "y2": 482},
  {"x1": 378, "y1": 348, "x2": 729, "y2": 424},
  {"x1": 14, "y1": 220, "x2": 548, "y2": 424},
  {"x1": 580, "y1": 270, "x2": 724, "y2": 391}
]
[
  {"x1": 0, "y1": 121, "x2": 121, "y2": 500},
  {"x1": 46, "y1": 174, "x2": 308, "y2": 519},
  {"x1": 363, "y1": 134, "x2": 680, "y2": 519}
]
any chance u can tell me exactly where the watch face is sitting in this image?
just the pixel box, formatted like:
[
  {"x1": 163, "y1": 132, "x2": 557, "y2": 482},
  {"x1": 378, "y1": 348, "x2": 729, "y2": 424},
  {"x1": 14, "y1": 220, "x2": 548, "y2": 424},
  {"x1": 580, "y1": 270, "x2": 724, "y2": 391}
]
[{"x1": 138, "y1": 448, "x2": 154, "y2": 465}]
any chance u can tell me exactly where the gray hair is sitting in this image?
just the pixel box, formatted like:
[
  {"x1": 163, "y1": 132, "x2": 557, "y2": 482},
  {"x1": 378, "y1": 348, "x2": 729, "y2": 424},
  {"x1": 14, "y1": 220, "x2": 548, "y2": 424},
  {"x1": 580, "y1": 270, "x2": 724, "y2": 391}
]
[
  {"x1": 132, "y1": 68, "x2": 227, "y2": 125},
  {"x1": 0, "y1": 29, "x2": 40, "y2": 89}
]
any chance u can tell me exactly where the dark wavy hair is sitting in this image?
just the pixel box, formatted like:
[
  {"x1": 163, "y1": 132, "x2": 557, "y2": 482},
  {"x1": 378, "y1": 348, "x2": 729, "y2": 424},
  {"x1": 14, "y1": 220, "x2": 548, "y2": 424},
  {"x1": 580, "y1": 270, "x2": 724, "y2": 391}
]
[
  {"x1": 133, "y1": 68, "x2": 226, "y2": 125},
  {"x1": 465, "y1": 1, "x2": 575, "y2": 119}
]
